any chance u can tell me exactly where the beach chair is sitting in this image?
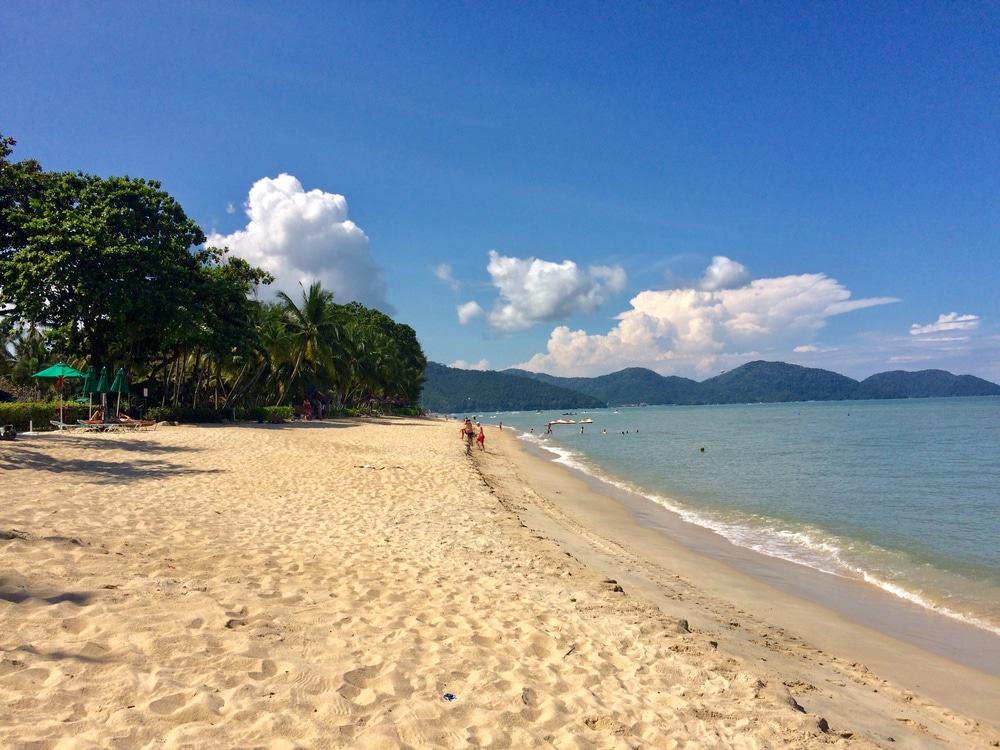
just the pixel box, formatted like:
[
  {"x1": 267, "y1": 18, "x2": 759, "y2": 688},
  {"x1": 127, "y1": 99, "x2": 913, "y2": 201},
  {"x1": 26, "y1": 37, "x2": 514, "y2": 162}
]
[
  {"x1": 77, "y1": 419, "x2": 107, "y2": 432},
  {"x1": 50, "y1": 420, "x2": 83, "y2": 431},
  {"x1": 118, "y1": 415, "x2": 157, "y2": 431}
]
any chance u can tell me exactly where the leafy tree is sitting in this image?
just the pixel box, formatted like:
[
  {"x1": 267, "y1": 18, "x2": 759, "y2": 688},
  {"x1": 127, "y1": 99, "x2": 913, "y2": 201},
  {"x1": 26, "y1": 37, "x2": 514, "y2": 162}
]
[
  {"x1": 0, "y1": 133, "x2": 48, "y2": 279},
  {"x1": 0, "y1": 170, "x2": 207, "y2": 364},
  {"x1": 0, "y1": 131, "x2": 429, "y2": 417}
]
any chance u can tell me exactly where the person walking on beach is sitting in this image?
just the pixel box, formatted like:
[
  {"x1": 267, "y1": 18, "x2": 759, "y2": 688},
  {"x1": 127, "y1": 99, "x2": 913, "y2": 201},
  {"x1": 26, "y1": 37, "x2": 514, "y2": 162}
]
[
  {"x1": 460, "y1": 418, "x2": 475, "y2": 455},
  {"x1": 476, "y1": 422, "x2": 486, "y2": 451}
]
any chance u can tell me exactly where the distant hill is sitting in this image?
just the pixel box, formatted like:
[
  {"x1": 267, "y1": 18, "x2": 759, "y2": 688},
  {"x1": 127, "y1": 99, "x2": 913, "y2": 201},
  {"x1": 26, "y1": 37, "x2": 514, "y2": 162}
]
[
  {"x1": 856, "y1": 369, "x2": 1000, "y2": 399},
  {"x1": 419, "y1": 362, "x2": 606, "y2": 413},
  {"x1": 506, "y1": 366, "x2": 701, "y2": 405},
  {"x1": 697, "y1": 361, "x2": 861, "y2": 403},
  {"x1": 423, "y1": 360, "x2": 1000, "y2": 411}
]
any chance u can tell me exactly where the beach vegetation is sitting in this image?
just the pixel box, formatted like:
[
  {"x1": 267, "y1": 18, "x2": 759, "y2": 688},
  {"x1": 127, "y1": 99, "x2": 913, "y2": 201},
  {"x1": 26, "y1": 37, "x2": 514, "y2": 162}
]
[
  {"x1": 0, "y1": 401, "x2": 91, "y2": 431},
  {"x1": 0, "y1": 131, "x2": 426, "y2": 424}
]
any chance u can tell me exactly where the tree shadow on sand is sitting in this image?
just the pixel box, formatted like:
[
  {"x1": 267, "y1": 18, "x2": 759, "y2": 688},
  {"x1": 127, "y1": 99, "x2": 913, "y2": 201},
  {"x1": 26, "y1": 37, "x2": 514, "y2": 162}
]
[
  {"x1": 0, "y1": 581, "x2": 92, "y2": 607},
  {"x1": 22, "y1": 434, "x2": 201, "y2": 456},
  {"x1": 0, "y1": 446, "x2": 222, "y2": 484}
]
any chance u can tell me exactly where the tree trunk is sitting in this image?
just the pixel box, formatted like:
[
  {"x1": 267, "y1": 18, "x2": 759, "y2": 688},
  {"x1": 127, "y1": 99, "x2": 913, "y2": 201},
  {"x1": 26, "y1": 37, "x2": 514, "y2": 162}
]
[
  {"x1": 173, "y1": 351, "x2": 186, "y2": 407},
  {"x1": 161, "y1": 354, "x2": 174, "y2": 407},
  {"x1": 191, "y1": 348, "x2": 203, "y2": 408}
]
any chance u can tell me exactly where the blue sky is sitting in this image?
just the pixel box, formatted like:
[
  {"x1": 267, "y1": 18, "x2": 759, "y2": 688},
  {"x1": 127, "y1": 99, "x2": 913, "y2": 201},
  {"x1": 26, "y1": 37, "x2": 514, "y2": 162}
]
[{"x1": 4, "y1": 2, "x2": 998, "y2": 379}]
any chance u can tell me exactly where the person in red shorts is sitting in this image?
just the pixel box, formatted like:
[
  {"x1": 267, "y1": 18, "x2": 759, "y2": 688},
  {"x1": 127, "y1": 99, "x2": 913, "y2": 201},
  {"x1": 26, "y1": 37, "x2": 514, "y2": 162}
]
[{"x1": 476, "y1": 421, "x2": 486, "y2": 451}]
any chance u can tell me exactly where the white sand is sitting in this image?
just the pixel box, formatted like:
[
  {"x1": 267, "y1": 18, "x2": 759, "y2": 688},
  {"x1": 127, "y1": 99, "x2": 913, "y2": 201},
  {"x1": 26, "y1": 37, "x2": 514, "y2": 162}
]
[{"x1": 1, "y1": 419, "x2": 996, "y2": 748}]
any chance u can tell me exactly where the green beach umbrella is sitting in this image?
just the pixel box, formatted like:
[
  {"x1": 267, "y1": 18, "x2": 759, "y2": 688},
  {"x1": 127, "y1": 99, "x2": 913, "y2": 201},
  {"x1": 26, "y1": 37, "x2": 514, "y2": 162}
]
[
  {"x1": 94, "y1": 366, "x2": 110, "y2": 418},
  {"x1": 81, "y1": 365, "x2": 97, "y2": 394},
  {"x1": 32, "y1": 362, "x2": 84, "y2": 379},
  {"x1": 109, "y1": 367, "x2": 129, "y2": 415},
  {"x1": 94, "y1": 366, "x2": 110, "y2": 394},
  {"x1": 81, "y1": 365, "x2": 98, "y2": 418},
  {"x1": 32, "y1": 361, "x2": 84, "y2": 423}
]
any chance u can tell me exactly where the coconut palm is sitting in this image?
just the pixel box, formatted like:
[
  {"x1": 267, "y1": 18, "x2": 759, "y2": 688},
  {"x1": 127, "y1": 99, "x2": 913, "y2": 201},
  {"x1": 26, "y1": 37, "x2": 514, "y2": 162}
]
[{"x1": 276, "y1": 282, "x2": 344, "y2": 402}]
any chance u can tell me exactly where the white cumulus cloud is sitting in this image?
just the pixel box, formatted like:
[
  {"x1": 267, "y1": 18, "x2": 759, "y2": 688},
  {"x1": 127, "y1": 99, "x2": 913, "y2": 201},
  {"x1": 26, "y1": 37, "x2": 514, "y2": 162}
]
[
  {"x1": 484, "y1": 250, "x2": 627, "y2": 332},
  {"x1": 434, "y1": 263, "x2": 460, "y2": 292},
  {"x1": 456, "y1": 300, "x2": 485, "y2": 325},
  {"x1": 449, "y1": 358, "x2": 490, "y2": 371},
  {"x1": 206, "y1": 174, "x2": 390, "y2": 310},
  {"x1": 909, "y1": 312, "x2": 980, "y2": 336},
  {"x1": 517, "y1": 258, "x2": 898, "y2": 377},
  {"x1": 700, "y1": 256, "x2": 750, "y2": 291}
]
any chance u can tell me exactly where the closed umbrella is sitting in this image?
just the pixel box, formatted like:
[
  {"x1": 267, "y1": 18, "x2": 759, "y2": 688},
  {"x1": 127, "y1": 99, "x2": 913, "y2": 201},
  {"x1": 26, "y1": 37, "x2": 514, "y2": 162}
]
[
  {"x1": 109, "y1": 367, "x2": 129, "y2": 416},
  {"x1": 94, "y1": 366, "x2": 110, "y2": 419},
  {"x1": 32, "y1": 361, "x2": 84, "y2": 423},
  {"x1": 81, "y1": 365, "x2": 97, "y2": 418}
]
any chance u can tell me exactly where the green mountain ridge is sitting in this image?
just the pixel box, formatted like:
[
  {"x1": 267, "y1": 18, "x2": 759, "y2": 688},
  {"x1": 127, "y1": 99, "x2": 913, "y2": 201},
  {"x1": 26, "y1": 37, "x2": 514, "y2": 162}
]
[
  {"x1": 420, "y1": 360, "x2": 1000, "y2": 412},
  {"x1": 419, "y1": 362, "x2": 605, "y2": 413}
]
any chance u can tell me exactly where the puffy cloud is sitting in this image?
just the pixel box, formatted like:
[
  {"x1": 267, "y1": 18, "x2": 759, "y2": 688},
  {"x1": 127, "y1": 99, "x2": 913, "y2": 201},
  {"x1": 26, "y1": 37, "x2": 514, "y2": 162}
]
[
  {"x1": 456, "y1": 300, "x2": 485, "y2": 325},
  {"x1": 484, "y1": 250, "x2": 627, "y2": 332},
  {"x1": 206, "y1": 174, "x2": 390, "y2": 310},
  {"x1": 434, "y1": 263, "x2": 460, "y2": 292},
  {"x1": 449, "y1": 358, "x2": 490, "y2": 371},
  {"x1": 700, "y1": 256, "x2": 750, "y2": 291},
  {"x1": 909, "y1": 312, "x2": 980, "y2": 336},
  {"x1": 517, "y1": 259, "x2": 898, "y2": 377}
]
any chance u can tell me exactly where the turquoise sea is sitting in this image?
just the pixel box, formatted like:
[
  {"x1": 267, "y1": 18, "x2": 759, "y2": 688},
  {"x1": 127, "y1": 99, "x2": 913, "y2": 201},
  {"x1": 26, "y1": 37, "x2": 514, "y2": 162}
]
[{"x1": 481, "y1": 397, "x2": 1000, "y2": 636}]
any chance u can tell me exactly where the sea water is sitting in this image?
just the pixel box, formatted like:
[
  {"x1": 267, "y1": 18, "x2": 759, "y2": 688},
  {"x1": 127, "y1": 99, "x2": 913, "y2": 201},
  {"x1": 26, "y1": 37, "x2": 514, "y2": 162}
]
[{"x1": 483, "y1": 397, "x2": 1000, "y2": 636}]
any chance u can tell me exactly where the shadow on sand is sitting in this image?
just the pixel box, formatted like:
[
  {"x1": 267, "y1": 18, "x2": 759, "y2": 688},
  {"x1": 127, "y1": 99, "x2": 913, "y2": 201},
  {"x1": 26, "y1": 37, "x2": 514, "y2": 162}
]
[{"x1": 0, "y1": 445, "x2": 221, "y2": 484}]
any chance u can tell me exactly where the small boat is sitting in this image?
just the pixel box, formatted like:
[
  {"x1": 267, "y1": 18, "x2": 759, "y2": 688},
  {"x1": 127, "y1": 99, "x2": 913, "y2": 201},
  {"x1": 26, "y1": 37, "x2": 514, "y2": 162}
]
[
  {"x1": 550, "y1": 419, "x2": 576, "y2": 425},
  {"x1": 579, "y1": 418, "x2": 593, "y2": 424}
]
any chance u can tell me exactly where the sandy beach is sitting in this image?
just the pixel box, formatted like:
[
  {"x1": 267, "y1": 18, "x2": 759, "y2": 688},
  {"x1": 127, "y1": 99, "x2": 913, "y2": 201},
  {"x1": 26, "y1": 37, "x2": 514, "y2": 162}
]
[{"x1": 1, "y1": 419, "x2": 998, "y2": 749}]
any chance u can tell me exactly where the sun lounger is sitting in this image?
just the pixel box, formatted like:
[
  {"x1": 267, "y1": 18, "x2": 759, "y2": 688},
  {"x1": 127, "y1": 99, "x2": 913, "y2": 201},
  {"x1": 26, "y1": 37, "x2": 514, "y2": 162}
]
[
  {"x1": 50, "y1": 420, "x2": 83, "y2": 431},
  {"x1": 77, "y1": 419, "x2": 108, "y2": 432},
  {"x1": 117, "y1": 415, "x2": 157, "y2": 431}
]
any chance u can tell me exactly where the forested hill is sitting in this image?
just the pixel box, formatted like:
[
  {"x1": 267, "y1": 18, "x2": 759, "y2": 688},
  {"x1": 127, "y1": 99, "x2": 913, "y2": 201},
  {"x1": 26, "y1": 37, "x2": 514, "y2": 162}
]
[
  {"x1": 419, "y1": 362, "x2": 606, "y2": 413},
  {"x1": 856, "y1": 369, "x2": 1000, "y2": 399},
  {"x1": 421, "y1": 360, "x2": 1000, "y2": 411},
  {"x1": 697, "y1": 361, "x2": 860, "y2": 403},
  {"x1": 505, "y1": 367, "x2": 702, "y2": 405}
]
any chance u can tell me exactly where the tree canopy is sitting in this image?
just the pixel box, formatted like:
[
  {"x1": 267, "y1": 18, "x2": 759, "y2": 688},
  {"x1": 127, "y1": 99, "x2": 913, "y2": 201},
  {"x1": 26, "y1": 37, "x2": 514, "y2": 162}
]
[{"x1": 0, "y1": 131, "x2": 426, "y2": 416}]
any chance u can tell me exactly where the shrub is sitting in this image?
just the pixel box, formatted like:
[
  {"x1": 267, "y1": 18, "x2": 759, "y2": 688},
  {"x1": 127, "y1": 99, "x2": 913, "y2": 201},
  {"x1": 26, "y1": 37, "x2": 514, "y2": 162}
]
[
  {"x1": 145, "y1": 406, "x2": 228, "y2": 424},
  {"x1": 144, "y1": 405, "x2": 294, "y2": 425},
  {"x1": 389, "y1": 405, "x2": 424, "y2": 417},
  {"x1": 0, "y1": 402, "x2": 92, "y2": 431}
]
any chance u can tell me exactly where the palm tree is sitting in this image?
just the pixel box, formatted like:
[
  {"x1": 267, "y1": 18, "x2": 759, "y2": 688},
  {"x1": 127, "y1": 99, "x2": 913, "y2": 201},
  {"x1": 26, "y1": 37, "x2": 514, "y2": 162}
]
[{"x1": 276, "y1": 282, "x2": 343, "y2": 402}]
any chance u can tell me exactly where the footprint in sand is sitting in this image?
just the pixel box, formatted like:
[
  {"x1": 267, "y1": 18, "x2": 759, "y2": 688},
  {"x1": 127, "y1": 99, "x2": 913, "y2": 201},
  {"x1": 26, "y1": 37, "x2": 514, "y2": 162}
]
[
  {"x1": 249, "y1": 659, "x2": 277, "y2": 681},
  {"x1": 149, "y1": 692, "x2": 187, "y2": 715}
]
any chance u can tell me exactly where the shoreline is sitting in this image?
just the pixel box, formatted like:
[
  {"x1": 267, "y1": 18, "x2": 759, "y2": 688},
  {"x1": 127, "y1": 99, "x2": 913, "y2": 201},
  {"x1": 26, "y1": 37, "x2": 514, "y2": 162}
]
[
  {"x1": 510, "y1": 428, "x2": 1000, "y2": 667},
  {"x1": 513, "y1": 424, "x2": 1000, "y2": 641},
  {"x1": 477, "y1": 425, "x2": 1000, "y2": 733}
]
